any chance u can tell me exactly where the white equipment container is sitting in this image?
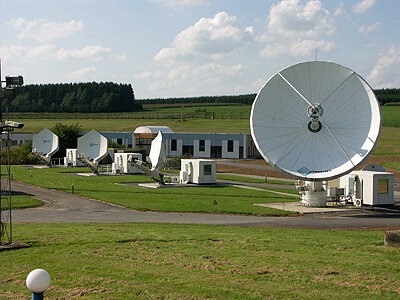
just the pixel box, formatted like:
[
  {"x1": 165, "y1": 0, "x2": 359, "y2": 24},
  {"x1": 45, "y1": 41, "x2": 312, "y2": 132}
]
[
  {"x1": 64, "y1": 148, "x2": 83, "y2": 167},
  {"x1": 180, "y1": 159, "x2": 216, "y2": 184},
  {"x1": 250, "y1": 61, "x2": 381, "y2": 206},
  {"x1": 340, "y1": 170, "x2": 394, "y2": 206},
  {"x1": 112, "y1": 153, "x2": 143, "y2": 174}
]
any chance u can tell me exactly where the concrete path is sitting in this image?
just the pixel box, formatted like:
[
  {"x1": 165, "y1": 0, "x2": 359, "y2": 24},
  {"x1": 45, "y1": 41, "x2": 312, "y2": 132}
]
[{"x1": 10, "y1": 181, "x2": 400, "y2": 229}]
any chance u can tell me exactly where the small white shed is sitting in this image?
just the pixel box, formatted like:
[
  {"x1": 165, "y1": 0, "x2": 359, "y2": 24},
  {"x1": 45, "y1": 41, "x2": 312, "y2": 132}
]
[
  {"x1": 112, "y1": 153, "x2": 143, "y2": 174},
  {"x1": 180, "y1": 159, "x2": 216, "y2": 184},
  {"x1": 64, "y1": 149, "x2": 83, "y2": 167},
  {"x1": 340, "y1": 170, "x2": 394, "y2": 206}
]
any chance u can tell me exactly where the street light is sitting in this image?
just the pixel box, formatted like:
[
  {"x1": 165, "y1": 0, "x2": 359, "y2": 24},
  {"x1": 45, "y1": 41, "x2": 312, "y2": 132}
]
[{"x1": 26, "y1": 269, "x2": 51, "y2": 300}]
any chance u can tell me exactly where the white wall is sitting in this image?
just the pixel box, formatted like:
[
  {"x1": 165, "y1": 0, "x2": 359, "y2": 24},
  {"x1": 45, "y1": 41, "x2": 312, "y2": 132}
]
[
  {"x1": 193, "y1": 139, "x2": 210, "y2": 158},
  {"x1": 167, "y1": 138, "x2": 182, "y2": 157},
  {"x1": 222, "y1": 140, "x2": 239, "y2": 159}
]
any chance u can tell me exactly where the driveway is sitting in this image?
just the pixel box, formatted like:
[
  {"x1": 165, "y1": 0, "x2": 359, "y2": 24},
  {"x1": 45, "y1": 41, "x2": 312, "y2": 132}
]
[{"x1": 11, "y1": 180, "x2": 400, "y2": 229}]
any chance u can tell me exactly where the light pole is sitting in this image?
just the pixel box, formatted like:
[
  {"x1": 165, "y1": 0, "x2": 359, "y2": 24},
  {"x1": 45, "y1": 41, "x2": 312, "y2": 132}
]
[
  {"x1": 26, "y1": 269, "x2": 51, "y2": 300},
  {"x1": 0, "y1": 59, "x2": 24, "y2": 246}
]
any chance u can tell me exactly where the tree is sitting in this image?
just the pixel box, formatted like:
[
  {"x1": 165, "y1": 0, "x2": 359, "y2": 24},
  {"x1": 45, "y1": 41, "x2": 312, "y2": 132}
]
[{"x1": 51, "y1": 123, "x2": 83, "y2": 158}]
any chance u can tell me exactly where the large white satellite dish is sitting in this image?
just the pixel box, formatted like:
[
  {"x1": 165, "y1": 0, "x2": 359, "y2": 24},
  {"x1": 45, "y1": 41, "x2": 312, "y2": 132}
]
[
  {"x1": 32, "y1": 128, "x2": 59, "y2": 166},
  {"x1": 77, "y1": 129, "x2": 108, "y2": 174},
  {"x1": 250, "y1": 61, "x2": 381, "y2": 206}
]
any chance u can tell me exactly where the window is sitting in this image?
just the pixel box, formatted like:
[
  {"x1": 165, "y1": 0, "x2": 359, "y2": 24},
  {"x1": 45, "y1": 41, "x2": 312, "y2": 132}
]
[
  {"x1": 203, "y1": 164, "x2": 212, "y2": 175},
  {"x1": 378, "y1": 179, "x2": 388, "y2": 194},
  {"x1": 199, "y1": 140, "x2": 205, "y2": 151},
  {"x1": 227, "y1": 140, "x2": 234, "y2": 152},
  {"x1": 171, "y1": 139, "x2": 177, "y2": 151},
  {"x1": 117, "y1": 138, "x2": 123, "y2": 145}
]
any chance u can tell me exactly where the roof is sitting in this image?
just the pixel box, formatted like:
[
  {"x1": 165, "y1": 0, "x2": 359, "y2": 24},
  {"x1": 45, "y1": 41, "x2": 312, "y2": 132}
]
[{"x1": 134, "y1": 126, "x2": 173, "y2": 134}]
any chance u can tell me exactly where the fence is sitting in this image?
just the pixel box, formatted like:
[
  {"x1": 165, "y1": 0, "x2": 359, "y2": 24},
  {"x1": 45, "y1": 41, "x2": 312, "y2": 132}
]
[{"x1": 7, "y1": 111, "x2": 251, "y2": 120}]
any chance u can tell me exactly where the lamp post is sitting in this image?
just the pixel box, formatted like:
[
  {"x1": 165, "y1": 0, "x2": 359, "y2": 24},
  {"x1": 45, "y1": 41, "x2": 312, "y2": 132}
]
[
  {"x1": 26, "y1": 269, "x2": 51, "y2": 300},
  {"x1": 0, "y1": 59, "x2": 24, "y2": 246}
]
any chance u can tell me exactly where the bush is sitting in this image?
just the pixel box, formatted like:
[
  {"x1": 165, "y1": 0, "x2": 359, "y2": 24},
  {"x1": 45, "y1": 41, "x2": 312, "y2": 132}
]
[
  {"x1": 1, "y1": 141, "x2": 39, "y2": 165},
  {"x1": 164, "y1": 154, "x2": 193, "y2": 170}
]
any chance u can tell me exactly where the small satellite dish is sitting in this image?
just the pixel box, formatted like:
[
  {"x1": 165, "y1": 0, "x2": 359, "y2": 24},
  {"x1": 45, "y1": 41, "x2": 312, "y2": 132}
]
[
  {"x1": 77, "y1": 129, "x2": 108, "y2": 173},
  {"x1": 250, "y1": 61, "x2": 381, "y2": 206},
  {"x1": 149, "y1": 131, "x2": 167, "y2": 172},
  {"x1": 32, "y1": 128, "x2": 59, "y2": 166}
]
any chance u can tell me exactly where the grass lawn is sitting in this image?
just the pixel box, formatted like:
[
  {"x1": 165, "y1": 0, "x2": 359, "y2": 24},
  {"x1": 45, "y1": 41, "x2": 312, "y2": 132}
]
[
  {"x1": 372, "y1": 127, "x2": 400, "y2": 156},
  {"x1": 11, "y1": 166, "x2": 298, "y2": 216},
  {"x1": 1, "y1": 195, "x2": 42, "y2": 209},
  {"x1": 1, "y1": 223, "x2": 400, "y2": 299},
  {"x1": 216, "y1": 174, "x2": 295, "y2": 185},
  {"x1": 17, "y1": 118, "x2": 251, "y2": 134}
]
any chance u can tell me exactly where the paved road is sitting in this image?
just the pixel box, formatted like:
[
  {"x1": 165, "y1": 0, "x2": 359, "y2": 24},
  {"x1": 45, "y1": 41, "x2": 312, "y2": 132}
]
[{"x1": 11, "y1": 181, "x2": 400, "y2": 229}]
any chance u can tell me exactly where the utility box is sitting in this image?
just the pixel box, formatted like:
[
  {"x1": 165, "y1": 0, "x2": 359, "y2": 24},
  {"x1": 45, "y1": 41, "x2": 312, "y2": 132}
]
[
  {"x1": 180, "y1": 159, "x2": 216, "y2": 184},
  {"x1": 112, "y1": 153, "x2": 143, "y2": 174},
  {"x1": 64, "y1": 149, "x2": 83, "y2": 167},
  {"x1": 340, "y1": 170, "x2": 394, "y2": 206}
]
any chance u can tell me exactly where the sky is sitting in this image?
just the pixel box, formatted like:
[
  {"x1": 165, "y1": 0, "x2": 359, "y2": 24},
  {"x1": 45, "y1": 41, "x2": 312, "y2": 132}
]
[{"x1": 0, "y1": 0, "x2": 399, "y2": 99}]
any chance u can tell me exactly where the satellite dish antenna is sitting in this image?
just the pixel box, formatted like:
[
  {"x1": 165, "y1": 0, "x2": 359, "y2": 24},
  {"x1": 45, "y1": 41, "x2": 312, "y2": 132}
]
[
  {"x1": 32, "y1": 128, "x2": 59, "y2": 167},
  {"x1": 128, "y1": 131, "x2": 168, "y2": 184},
  {"x1": 149, "y1": 131, "x2": 167, "y2": 172},
  {"x1": 77, "y1": 129, "x2": 108, "y2": 174},
  {"x1": 250, "y1": 61, "x2": 381, "y2": 206}
]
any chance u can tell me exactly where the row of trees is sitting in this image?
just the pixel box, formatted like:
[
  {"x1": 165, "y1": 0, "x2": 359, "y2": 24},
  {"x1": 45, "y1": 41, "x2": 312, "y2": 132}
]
[
  {"x1": 3, "y1": 82, "x2": 142, "y2": 113},
  {"x1": 139, "y1": 88, "x2": 400, "y2": 106}
]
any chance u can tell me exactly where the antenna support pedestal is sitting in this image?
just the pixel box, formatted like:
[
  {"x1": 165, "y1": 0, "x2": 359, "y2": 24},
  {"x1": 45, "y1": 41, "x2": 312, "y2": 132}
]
[{"x1": 298, "y1": 181, "x2": 327, "y2": 207}]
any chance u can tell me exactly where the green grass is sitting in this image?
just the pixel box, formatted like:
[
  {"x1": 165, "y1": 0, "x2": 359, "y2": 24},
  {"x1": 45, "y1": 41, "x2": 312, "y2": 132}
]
[
  {"x1": 381, "y1": 105, "x2": 400, "y2": 127},
  {"x1": 1, "y1": 195, "x2": 43, "y2": 209},
  {"x1": 372, "y1": 127, "x2": 400, "y2": 156},
  {"x1": 1, "y1": 223, "x2": 400, "y2": 299},
  {"x1": 17, "y1": 118, "x2": 250, "y2": 134},
  {"x1": 216, "y1": 174, "x2": 295, "y2": 185},
  {"x1": 381, "y1": 162, "x2": 400, "y2": 171},
  {"x1": 11, "y1": 166, "x2": 298, "y2": 216}
]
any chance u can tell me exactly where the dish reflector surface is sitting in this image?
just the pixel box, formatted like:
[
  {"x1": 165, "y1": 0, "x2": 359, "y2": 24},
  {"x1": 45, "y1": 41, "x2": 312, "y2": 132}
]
[
  {"x1": 77, "y1": 129, "x2": 108, "y2": 163},
  {"x1": 32, "y1": 128, "x2": 59, "y2": 157},
  {"x1": 149, "y1": 131, "x2": 167, "y2": 172},
  {"x1": 250, "y1": 61, "x2": 381, "y2": 180}
]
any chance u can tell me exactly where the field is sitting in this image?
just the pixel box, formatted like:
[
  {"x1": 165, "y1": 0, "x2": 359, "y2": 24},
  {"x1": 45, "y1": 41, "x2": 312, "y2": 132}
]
[
  {"x1": 10, "y1": 166, "x2": 297, "y2": 216},
  {"x1": 2, "y1": 223, "x2": 400, "y2": 299}
]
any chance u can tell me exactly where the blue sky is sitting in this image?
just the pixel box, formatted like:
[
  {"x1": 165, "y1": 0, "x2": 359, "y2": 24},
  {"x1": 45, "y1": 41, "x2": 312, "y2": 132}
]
[{"x1": 0, "y1": 0, "x2": 399, "y2": 99}]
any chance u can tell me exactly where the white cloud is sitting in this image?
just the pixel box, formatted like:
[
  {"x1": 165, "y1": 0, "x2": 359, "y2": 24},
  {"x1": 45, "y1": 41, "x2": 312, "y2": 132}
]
[
  {"x1": 260, "y1": 39, "x2": 335, "y2": 58},
  {"x1": 137, "y1": 63, "x2": 244, "y2": 92},
  {"x1": 259, "y1": 0, "x2": 336, "y2": 59},
  {"x1": 353, "y1": 0, "x2": 375, "y2": 13},
  {"x1": 367, "y1": 45, "x2": 400, "y2": 88},
  {"x1": 116, "y1": 54, "x2": 127, "y2": 61},
  {"x1": 8, "y1": 18, "x2": 82, "y2": 42},
  {"x1": 154, "y1": 11, "x2": 253, "y2": 63},
  {"x1": 57, "y1": 46, "x2": 111, "y2": 60},
  {"x1": 334, "y1": 3, "x2": 346, "y2": 16},
  {"x1": 149, "y1": 0, "x2": 209, "y2": 7},
  {"x1": 68, "y1": 67, "x2": 96, "y2": 80},
  {"x1": 266, "y1": 0, "x2": 335, "y2": 39},
  {"x1": 0, "y1": 44, "x2": 57, "y2": 62},
  {"x1": 359, "y1": 22, "x2": 380, "y2": 36}
]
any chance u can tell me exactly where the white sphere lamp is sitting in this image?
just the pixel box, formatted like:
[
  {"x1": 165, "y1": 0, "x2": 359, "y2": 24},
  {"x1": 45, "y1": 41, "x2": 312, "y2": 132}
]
[{"x1": 26, "y1": 269, "x2": 50, "y2": 299}]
